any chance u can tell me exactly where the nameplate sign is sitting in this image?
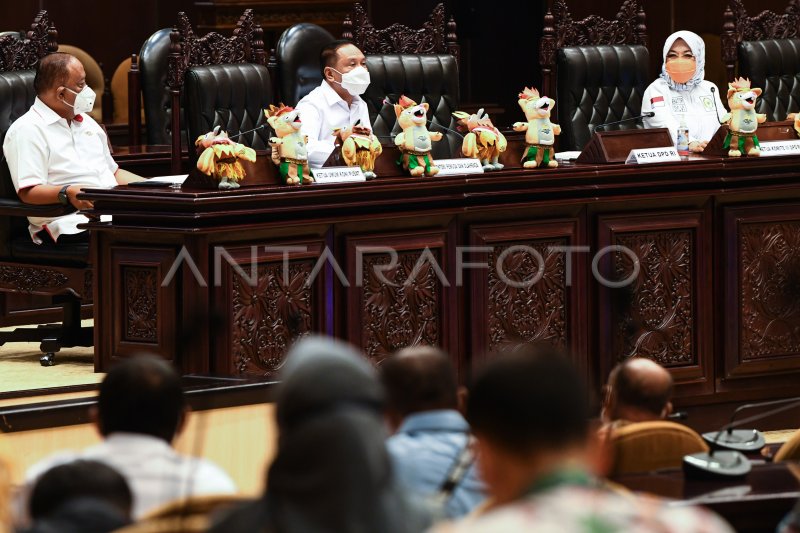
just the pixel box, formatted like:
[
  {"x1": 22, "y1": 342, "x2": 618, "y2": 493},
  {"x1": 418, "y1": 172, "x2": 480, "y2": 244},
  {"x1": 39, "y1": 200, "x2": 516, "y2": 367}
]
[
  {"x1": 433, "y1": 158, "x2": 485, "y2": 176},
  {"x1": 312, "y1": 166, "x2": 366, "y2": 183},
  {"x1": 625, "y1": 147, "x2": 681, "y2": 164},
  {"x1": 756, "y1": 140, "x2": 800, "y2": 157}
]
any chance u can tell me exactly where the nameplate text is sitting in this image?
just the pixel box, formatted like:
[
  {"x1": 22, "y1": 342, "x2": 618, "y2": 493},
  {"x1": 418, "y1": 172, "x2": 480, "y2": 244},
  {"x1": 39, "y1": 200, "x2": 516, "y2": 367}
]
[
  {"x1": 312, "y1": 166, "x2": 366, "y2": 183},
  {"x1": 625, "y1": 147, "x2": 681, "y2": 165},
  {"x1": 434, "y1": 158, "x2": 486, "y2": 176},
  {"x1": 756, "y1": 140, "x2": 800, "y2": 157}
]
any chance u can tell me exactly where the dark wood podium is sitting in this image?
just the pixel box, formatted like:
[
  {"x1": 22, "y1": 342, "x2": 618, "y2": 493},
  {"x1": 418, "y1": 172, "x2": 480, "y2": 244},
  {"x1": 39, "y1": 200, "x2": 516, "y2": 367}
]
[{"x1": 576, "y1": 128, "x2": 674, "y2": 164}]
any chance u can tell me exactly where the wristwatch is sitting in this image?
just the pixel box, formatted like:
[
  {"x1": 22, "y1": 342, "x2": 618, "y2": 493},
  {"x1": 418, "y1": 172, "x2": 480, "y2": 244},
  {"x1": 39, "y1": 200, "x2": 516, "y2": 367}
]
[{"x1": 57, "y1": 185, "x2": 70, "y2": 206}]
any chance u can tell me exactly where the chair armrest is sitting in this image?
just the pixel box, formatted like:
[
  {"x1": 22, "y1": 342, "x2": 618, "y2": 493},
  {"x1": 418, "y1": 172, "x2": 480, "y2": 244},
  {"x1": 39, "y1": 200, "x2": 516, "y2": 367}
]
[{"x1": 0, "y1": 198, "x2": 76, "y2": 218}]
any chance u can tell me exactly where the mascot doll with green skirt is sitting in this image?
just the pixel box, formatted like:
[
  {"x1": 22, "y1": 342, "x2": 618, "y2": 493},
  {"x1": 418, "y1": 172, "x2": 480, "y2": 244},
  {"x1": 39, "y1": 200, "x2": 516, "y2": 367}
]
[
  {"x1": 265, "y1": 104, "x2": 314, "y2": 185},
  {"x1": 394, "y1": 95, "x2": 442, "y2": 176},
  {"x1": 721, "y1": 78, "x2": 766, "y2": 157},
  {"x1": 514, "y1": 87, "x2": 560, "y2": 169}
]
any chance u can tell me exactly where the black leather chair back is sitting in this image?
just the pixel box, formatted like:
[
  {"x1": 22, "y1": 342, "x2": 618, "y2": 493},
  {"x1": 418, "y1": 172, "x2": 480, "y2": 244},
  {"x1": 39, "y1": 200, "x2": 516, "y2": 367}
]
[
  {"x1": 556, "y1": 44, "x2": 649, "y2": 151},
  {"x1": 739, "y1": 39, "x2": 800, "y2": 122},
  {"x1": 0, "y1": 70, "x2": 37, "y2": 256},
  {"x1": 276, "y1": 23, "x2": 334, "y2": 106},
  {"x1": 140, "y1": 28, "x2": 187, "y2": 146},
  {"x1": 363, "y1": 54, "x2": 460, "y2": 160},
  {"x1": 184, "y1": 64, "x2": 273, "y2": 151}
]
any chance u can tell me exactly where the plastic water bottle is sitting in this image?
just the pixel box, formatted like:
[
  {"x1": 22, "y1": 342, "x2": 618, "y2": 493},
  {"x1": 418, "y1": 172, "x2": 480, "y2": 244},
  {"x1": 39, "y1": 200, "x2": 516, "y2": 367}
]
[{"x1": 676, "y1": 115, "x2": 690, "y2": 155}]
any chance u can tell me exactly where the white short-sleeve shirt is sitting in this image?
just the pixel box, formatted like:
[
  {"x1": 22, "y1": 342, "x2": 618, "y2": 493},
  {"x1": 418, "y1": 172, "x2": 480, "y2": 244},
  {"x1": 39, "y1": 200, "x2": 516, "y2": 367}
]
[
  {"x1": 295, "y1": 81, "x2": 372, "y2": 168},
  {"x1": 2, "y1": 97, "x2": 119, "y2": 242}
]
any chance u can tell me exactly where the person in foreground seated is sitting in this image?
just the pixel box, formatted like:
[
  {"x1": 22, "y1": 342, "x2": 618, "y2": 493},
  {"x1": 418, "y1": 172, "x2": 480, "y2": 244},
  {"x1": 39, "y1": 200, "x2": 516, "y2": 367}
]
[
  {"x1": 2, "y1": 52, "x2": 143, "y2": 247},
  {"x1": 295, "y1": 40, "x2": 372, "y2": 168},
  {"x1": 601, "y1": 357, "x2": 674, "y2": 428},
  {"x1": 210, "y1": 336, "x2": 431, "y2": 533},
  {"x1": 642, "y1": 31, "x2": 727, "y2": 152},
  {"x1": 434, "y1": 344, "x2": 734, "y2": 533},
  {"x1": 18, "y1": 356, "x2": 236, "y2": 523},
  {"x1": 380, "y1": 346, "x2": 485, "y2": 519},
  {"x1": 20, "y1": 460, "x2": 132, "y2": 533}
]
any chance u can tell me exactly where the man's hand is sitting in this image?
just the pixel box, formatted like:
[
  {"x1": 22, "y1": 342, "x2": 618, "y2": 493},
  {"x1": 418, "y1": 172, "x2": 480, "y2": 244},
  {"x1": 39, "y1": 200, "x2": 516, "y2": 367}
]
[
  {"x1": 689, "y1": 141, "x2": 708, "y2": 153},
  {"x1": 66, "y1": 185, "x2": 93, "y2": 210}
]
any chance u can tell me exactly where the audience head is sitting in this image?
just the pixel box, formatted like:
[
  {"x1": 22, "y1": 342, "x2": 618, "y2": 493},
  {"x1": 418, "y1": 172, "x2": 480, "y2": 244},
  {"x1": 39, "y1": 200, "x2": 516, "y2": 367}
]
[
  {"x1": 320, "y1": 39, "x2": 368, "y2": 99},
  {"x1": 661, "y1": 30, "x2": 705, "y2": 87},
  {"x1": 267, "y1": 336, "x2": 429, "y2": 533},
  {"x1": 28, "y1": 460, "x2": 132, "y2": 526},
  {"x1": 34, "y1": 52, "x2": 91, "y2": 119},
  {"x1": 97, "y1": 355, "x2": 185, "y2": 443},
  {"x1": 602, "y1": 357, "x2": 673, "y2": 424},
  {"x1": 467, "y1": 343, "x2": 589, "y2": 504},
  {"x1": 380, "y1": 345, "x2": 459, "y2": 430}
]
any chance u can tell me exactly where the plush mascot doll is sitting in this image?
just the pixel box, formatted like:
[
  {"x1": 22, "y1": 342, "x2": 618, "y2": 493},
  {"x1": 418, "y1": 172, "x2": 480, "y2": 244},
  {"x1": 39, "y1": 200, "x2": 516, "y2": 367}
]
[
  {"x1": 452, "y1": 108, "x2": 508, "y2": 170},
  {"x1": 394, "y1": 95, "x2": 443, "y2": 176},
  {"x1": 194, "y1": 126, "x2": 257, "y2": 189},
  {"x1": 332, "y1": 120, "x2": 383, "y2": 179},
  {"x1": 721, "y1": 78, "x2": 766, "y2": 157},
  {"x1": 265, "y1": 104, "x2": 313, "y2": 185},
  {"x1": 788, "y1": 112, "x2": 800, "y2": 138},
  {"x1": 513, "y1": 87, "x2": 560, "y2": 169}
]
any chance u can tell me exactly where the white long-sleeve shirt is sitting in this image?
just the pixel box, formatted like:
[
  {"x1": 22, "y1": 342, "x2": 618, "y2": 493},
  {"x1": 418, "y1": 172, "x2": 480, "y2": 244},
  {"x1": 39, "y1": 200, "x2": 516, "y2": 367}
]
[
  {"x1": 642, "y1": 78, "x2": 727, "y2": 144},
  {"x1": 295, "y1": 81, "x2": 371, "y2": 168}
]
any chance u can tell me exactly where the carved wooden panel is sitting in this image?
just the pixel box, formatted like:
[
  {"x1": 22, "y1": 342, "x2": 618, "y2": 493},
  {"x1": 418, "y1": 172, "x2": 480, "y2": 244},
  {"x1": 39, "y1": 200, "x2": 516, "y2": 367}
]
[
  {"x1": 724, "y1": 205, "x2": 800, "y2": 384},
  {"x1": 548, "y1": 0, "x2": 648, "y2": 49},
  {"x1": 215, "y1": 240, "x2": 327, "y2": 376},
  {"x1": 597, "y1": 210, "x2": 712, "y2": 396},
  {"x1": 470, "y1": 219, "x2": 585, "y2": 368},
  {"x1": 111, "y1": 247, "x2": 177, "y2": 361},
  {"x1": 612, "y1": 231, "x2": 694, "y2": 366},
  {"x1": 0, "y1": 265, "x2": 67, "y2": 293},
  {"x1": 0, "y1": 11, "x2": 58, "y2": 72},
  {"x1": 345, "y1": 230, "x2": 452, "y2": 366},
  {"x1": 343, "y1": 3, "x2": 459, "y2": 62}
]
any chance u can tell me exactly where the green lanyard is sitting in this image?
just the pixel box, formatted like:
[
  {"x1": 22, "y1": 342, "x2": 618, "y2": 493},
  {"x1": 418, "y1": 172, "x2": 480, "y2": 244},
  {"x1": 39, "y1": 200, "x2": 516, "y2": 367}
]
[{"x1": 524, "y1": 468, "x2": 594, "y2": 497}]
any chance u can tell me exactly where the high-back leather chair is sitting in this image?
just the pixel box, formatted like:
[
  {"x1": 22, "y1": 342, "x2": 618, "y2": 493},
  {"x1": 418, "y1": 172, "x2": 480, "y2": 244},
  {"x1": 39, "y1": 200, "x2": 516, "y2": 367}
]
[
  {"x1": 0, "y1": 12, "x2": 92, "y2": 366},
  {"x1": 608, "y1": 420, "x2": 709, "y2": 475},
  {"x1": 275, "y1": 23, "x2": 334, "y2": 106},
  {"x1": 344, "y1": 2, "x2": 462, "y2": 160},
  {"x1": 184, "y1": 63, "x2": 273, "y2": 151},
  {"x1": 139, "y1": 28, "x2": 179, "y2": 146},
  {"x1": 722, "y1": 1, "x2": 800, "y2": 122},
  {"x1": 165, "y1": 10, "x2": 266, "y2": 172},
  {"x1": 540, "y1": 0, "x2": 649, "y2": 151}
]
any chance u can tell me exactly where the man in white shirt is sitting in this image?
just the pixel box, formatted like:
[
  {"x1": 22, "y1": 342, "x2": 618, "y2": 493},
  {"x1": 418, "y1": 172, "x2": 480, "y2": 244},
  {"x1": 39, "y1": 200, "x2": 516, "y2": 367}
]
[
  {"x1": 295, "y1": 40, "x2": 372, "y2": 168},
  {"x1": 2, "y1": 52, "x2": 142, "y2": 245},
  {"x1": 17, "y1": 356, "x2": 237, "y2": 524}
]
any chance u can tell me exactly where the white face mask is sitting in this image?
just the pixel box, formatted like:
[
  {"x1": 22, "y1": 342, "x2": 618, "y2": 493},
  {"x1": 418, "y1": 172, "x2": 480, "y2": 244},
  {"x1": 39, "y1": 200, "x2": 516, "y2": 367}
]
[
  {"x1": 63, "y1": 86, "x2": 96, "y2": 115},
  {"x1": 331, "y1": 66, "x2": 370, "y2": 96}
]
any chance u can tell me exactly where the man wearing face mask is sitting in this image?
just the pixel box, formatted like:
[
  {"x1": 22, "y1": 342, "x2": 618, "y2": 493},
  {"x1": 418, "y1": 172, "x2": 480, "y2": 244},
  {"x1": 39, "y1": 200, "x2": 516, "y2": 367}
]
[
  {"x1": 295, "y1": 40, "x2": 372, "y2": 168},
  {"x1": 642, "y1": 31, "x2": 727, "y2": 152},
  {"x1": 3, "y1": 52, "x2": 143, "y2": 246}
]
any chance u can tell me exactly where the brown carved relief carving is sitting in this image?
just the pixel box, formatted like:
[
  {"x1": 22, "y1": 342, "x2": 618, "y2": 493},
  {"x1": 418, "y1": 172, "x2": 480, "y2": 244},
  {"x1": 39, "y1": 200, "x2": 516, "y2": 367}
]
[
  {"x1": 728, "y1": 0, "x2": 800, "y2": 42},
  {"x1": 231, "y1": 261, "x2": 313, "y2": 376},
  {"x1": 344, "y1": 3, "x2": 459, "y2": 61},
  {"x1": 0, "y1": 11, "x2": 58, "y2": 72},
  {"x1": 83, "y1": 269, "x2": 93, "y2": 301},
  {"x1": 487, "y1": 239, "x2": 568, "y2": 351},
  {"x1": 550, "y1": 0, "x2": 648, "y2": 48},
  {"x1": 612, "y1": 231, "x2": 694, "y2": 366},
  {"x1": 123, "y1": 267, "x2": 158, "y2": 343},
  {"x1": 361, "y1": 251, "x2": 440, "y2": 364},
  {"x1": 739, "y1": 222, "x2": 800, "y2": 360},
  {"x1": 0, "y1": 266, "x2": 68, "y2": 293}
]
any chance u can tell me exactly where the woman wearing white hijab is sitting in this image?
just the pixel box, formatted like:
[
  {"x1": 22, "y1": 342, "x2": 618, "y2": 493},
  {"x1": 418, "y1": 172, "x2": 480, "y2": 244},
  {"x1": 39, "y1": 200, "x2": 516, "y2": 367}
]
[{"x1": 642, "y1": 30, "x2": 727, "y2": 152}]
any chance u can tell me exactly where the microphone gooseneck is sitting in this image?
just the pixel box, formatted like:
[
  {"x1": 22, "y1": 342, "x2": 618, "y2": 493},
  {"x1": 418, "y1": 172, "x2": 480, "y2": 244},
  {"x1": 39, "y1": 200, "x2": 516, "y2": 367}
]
[
  {"x1": 594, "y1": 112, "x2": 655, "y2": 133},
  {"x1": 710, "y1": 87, "x2": 726, "y2": 125}
]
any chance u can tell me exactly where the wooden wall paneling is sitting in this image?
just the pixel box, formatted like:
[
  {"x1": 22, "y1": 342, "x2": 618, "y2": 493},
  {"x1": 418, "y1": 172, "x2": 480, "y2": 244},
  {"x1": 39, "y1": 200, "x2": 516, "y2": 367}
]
[
  {"x1": 211, "y1": 235, "x2": 331, "y2": 377},
  {"x1": 467, "y1": 217, "x2": 587, "y2": 376},
  {"x1": 343, "y1": 227, "x2": 456, "y2": 366},
  {"x1": 721, "y1": 203, "x2": 800, "y2": 390},
  {"x1": 596, "y1": 208, "x2": 714, "y2": 398},
  {"x1": 108, "y1": 245, "x2": 178, "y2": 368}
]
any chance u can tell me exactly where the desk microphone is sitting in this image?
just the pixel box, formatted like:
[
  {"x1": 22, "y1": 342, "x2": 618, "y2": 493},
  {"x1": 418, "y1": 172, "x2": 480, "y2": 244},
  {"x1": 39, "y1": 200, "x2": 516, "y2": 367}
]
[
  {"x1": 710, "y1": 87, "x2": 727, "y2": 125},
  {"x1": 593, "y1": 112, "x2": 655, "y2": 133},
  {"x1": 683, "y1": 396, "x2": 800, "y2": 479}
]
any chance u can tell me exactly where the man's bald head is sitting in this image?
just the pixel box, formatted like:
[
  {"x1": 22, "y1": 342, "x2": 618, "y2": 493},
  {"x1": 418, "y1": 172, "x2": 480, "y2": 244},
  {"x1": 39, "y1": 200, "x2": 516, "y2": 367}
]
[
  {"x1": 34, "y1": 53, "x2": 78, "y2": 94},
  {"x1": 379, "y1": 345, "x2": 458, "y2": 418},
  {"x1": 606, "y1": 358, "x2": 673, "y2": 422}
]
